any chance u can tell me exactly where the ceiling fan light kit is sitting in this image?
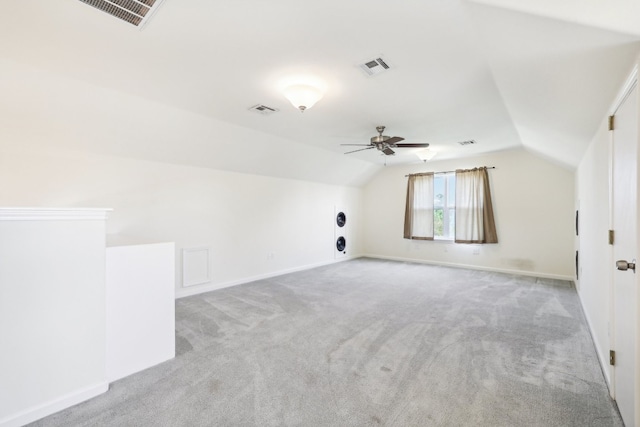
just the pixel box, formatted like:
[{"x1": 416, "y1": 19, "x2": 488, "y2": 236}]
[{"x1": 283, "y1": 84, "x2": 324, "y2": 112}]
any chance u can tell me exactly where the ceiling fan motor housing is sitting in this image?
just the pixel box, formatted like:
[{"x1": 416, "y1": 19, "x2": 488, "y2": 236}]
[{"x1": 371, "y1": 135, "x2": 389, "y2": 144}]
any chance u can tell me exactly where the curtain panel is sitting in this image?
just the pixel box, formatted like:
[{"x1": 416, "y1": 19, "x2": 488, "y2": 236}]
[
  {"x1": 404, "y1": 173, "x2": 434, "y2": 240},
  {"x1": 454, "y1": 167, "x2": 498, "y2": 244}
]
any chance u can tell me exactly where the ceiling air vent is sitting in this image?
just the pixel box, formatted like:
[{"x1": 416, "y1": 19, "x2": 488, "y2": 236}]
[
  {"x1": 78, "y1": 0, "x2": 165, "y2": 28},
  {"x1": 458, "y1": 140, "x2": 477, "y2": 146},
  {"x1": 249, "y1": 104, "x2": 279, "y2": 115},
  {"x1": 359, "y1": 57, "x2": 391, "y2": 77}
]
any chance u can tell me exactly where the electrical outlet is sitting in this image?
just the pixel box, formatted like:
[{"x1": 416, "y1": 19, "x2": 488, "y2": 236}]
[
  {"x1": 472, "y1": 247, "x2": 480, "y2": 255},
  {"x1": 267, "y1": 252, "x2": 275, "y2": 260}
]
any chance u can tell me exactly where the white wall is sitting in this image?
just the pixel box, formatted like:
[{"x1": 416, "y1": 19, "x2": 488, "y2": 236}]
[
  {"x1": 0, "y1": 58, "x2": 379, "y2": 188},
  {"x1": 106, "y1": 241, "x2": 175, "y2": 381},
  {"x1": 574, "y1": 116, "x2": 612, "y2": 382},
  {"x1": 0, "y1": 146, "x2": 363, "y2": 297},
  {"x1": 0, "y1": 209, "x2": 109, "y2": 427},
  {"x1": 575, "y1": 64, "x2": 639, "y2": 389},
  {"x1": 363, "y1": 148, "x2": 575, "y2": 279}
]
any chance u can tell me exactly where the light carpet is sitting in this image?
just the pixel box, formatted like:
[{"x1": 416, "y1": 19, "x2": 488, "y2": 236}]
[{"x1": 30, "y1": 258, "x2": 622, "y2": 426}]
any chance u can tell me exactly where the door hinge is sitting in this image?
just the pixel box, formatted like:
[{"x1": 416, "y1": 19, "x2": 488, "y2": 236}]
[
  {"x1": 610, "y1": 350, "x2": 616, "y2": 366},
  {"x1": 609, "y1": 115, "x2": 615, "y2": 131},
  {"x1": 609, "y1": 230, "x2": 615, "y2": 245}
]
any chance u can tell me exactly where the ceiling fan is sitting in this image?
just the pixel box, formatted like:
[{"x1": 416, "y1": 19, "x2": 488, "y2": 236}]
[{"x1": 342, "y1": 126, "x2": 430, "y2": 155}]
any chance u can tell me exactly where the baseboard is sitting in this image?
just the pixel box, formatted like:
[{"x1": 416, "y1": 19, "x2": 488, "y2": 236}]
[
  {"x1": 0, "y1": 382, "x2": 108, "y2": 427},
  {"x1": 576, "y1": 290, "x2": 612, "y2": 391},
  {"x1": 107, "y1": 350, "x2": 175, "y2": 383},
  {"x1": 175, "y1": 255, "x2": 359, "y2": 299},
  {"x1": 175, "y1": 252, "x2": 573, "y2": 297},
  {"x1": 363, "y1": 254, "x2": 575, "y2": 282}
]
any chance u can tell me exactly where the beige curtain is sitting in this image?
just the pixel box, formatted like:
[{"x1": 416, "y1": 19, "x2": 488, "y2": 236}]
[
  {"x1": 455, "y1": 167, "x2": 498, "y2": 244},
  {"x1": 404, "y1": 173, "x2": 434, "y2": 240}
]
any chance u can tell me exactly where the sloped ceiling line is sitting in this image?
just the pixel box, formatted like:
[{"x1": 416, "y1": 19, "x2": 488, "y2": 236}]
[{"x1": 0, "y1": 0, "x2": 639, "y2": 183}]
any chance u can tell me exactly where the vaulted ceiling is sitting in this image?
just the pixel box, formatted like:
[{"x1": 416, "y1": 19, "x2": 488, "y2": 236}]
[{"x1": 1, "y1": 0, "x2": 639, "y2": 185}]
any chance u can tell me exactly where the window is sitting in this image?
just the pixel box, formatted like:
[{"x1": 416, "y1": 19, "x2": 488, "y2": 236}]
[
  {"x1": 404, "y1": 167, "x2": 498, "y2": 244},
  {"x1": 434, "y1": 172, "x2": 455, "y2": 240}
]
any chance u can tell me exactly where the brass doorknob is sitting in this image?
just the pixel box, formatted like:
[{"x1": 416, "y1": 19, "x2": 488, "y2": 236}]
[{"x1": 616, "y1": 260, "x2": 636, "y2": 272}]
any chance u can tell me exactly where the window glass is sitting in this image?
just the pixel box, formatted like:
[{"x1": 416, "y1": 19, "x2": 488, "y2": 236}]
[
  {"x1": 447, "y1": 173, "x2": 456, "y2": 202},
  {"x1": 434, "y1": 172, "x2": 455, "y2": 240}
]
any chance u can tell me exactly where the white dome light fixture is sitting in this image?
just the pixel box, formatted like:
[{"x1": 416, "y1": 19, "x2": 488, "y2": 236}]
[
  {"x1": 283, "y1": 84, "x2": 324, "y2": 112},
  {"x1": 416, "y1": 149, "x2": 437, "y2": 162}
]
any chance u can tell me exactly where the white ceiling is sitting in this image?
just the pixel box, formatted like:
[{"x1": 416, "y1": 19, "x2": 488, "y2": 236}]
[
  {"x1": 469, "y1": 0, "x2": 640, "y2": 37},
  {"x1": 1, "y1": 0, "x2": 639, "y2": 181}
]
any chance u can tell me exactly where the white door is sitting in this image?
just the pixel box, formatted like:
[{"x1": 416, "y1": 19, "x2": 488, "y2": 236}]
[{"x1": 612, "y1": 79, "x2": 639, "y2": 427}]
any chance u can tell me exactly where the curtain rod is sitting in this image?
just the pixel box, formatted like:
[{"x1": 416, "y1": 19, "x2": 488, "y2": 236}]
[{"x1": 404, "y1": 166, "x2": 495, "y2": 177}]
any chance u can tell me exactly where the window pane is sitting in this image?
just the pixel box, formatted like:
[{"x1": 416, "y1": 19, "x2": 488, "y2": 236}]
[
  {"x1": 433, "y1": 172, "x2": 455, "y2": 239},
  {"x1": 447, "y1": 174, "x2": 456, "y2": 205},
  {"x1": 434, "y1": 175, "x2": 444, "y2": 208},
  {"x1": 448, "y1": 208, "x2": 455, "y2": 239},
  {"x1": 434, "y1": 208, "x2": 444, "y2": 236}
]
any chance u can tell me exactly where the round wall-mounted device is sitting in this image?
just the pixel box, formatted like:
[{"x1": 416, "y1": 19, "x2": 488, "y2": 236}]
[{"x1": 334, "y1": 208, "x2": 347, "y2": 258}]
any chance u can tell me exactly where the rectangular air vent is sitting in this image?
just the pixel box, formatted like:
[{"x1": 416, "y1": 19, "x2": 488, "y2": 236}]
[
  {"x1": 78, "y1": 0, "x2": 164, "y2": 28},
  {"x1": 359, "y1": 57, "x2": 391, "y2": 77},
  {"x1": 458, "y1": 140, "x2": 477, "y2": 146},
  {"x1": 249, "y1": 104, "x2": 279, "y2": 115}
]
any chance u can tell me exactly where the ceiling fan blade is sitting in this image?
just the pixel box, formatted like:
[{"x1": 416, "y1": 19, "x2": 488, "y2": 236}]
[
  {"x1": 344, "y1": 147, "x2": 375, "y2": 154},
  {"x1": 385, "y1": 136, "x2": 405, "y2": 145},
  {"x1": 340, "y1": 144, "x2": 373, "y2": 146},
  {"x1": 394, "y1": 143, "x2": 430, "y2": 148},
  {"x1": 382, "y1": 147, "x2": 395, "y2": 155}
]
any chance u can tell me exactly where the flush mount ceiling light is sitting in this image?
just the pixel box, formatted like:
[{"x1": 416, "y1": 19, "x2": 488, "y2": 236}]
[
  {"x1": 283, "y1": 84, "x2": 324, "y2": 112},
  {"x1": 416, "y1": 149, "x2": 437, "y2": 162},
  {"x1": 277, "y1": 75, "x2": 327, "y2": 113}
]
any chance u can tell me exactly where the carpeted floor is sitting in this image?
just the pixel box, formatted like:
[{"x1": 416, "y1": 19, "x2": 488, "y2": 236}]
[{"x1": 31, "y1": 258, "x2": 622, "y2": 426}]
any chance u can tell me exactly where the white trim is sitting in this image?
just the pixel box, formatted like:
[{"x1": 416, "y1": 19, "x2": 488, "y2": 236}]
[
  {"x1": 363, "y1": 254, "x2": 575, "y2": 281},
  {"x1": 176, "y1": 255, "x2": 358, "y2": 299},
  {"x1": 607, "y1": 90, "x2": 617, "y2": 400},
  {"x1": 610, "y1": 63, "x2": 638, "y2": 115},
  {"x1": 0, "y1": 382, "x2": 108, "y2": 427},
  {"x1": 0, "y1": 208, "x2": 112, "y2": 221},
  {"x1": 607, "y1": 61, "x2": 639, "y2": 402},
  {"x1": 177, "y1": 253, "x2": 571, "y2": 299},
  {"x1": 577, "y1": 290, "x2": 611, "y2": 387}
]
